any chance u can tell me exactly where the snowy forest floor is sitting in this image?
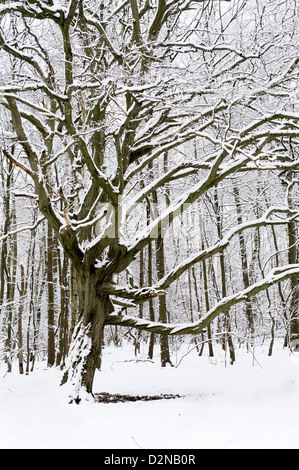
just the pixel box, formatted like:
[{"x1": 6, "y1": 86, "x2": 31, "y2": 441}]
[{"x1": 1, "y1": 340, "x2": 299, "y2": 449}]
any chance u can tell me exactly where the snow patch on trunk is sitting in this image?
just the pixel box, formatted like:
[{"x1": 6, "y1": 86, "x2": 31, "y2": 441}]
[{"x1": 61, "y1": 320, "x2": 93, "y2": 404}]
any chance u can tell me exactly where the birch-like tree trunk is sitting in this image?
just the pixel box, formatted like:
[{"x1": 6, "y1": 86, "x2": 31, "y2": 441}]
[{"x1": 17, "y1": 264, "x2": 25, "y2": 375}]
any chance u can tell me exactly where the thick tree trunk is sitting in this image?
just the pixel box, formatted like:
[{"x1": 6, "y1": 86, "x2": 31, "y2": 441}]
[{"x1": 61, "y1": 270, "x2": 113, "y2": 403}]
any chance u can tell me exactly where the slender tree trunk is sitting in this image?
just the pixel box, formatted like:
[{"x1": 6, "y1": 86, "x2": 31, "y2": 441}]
[
  {"x1": 57, "y1": 250, "x2": 69, "y2": 367},
  {"x1": 31, "y1": 232, "x2": 45, "y2": 370},
  {"x1": 199, "y1": 206, "x2": 214, "y2": 357},
  {"x1": 288, "y1": 216, "x2": 299, "y2": 349},
  {"x1": 147, "y1": 239, "x2": 155, "y2": 359},
  {"x1": 2, "y1": 161, "x2": 13, "y2": 372},
  {"x1": 135, "y1": 249, "x2": 144, "y2": 355},
  {"x1": 214, "y1": 188, "x2": 235, "y2": 363},
  {"x1": 17, "y1": 264, "x2": 25, "y2": 374},
  {"x1": 69, "y1": 260, "x2": 78, "y2": 348},
  {"x1": 153, "y1": 156, "x2": 172, "y2": 367},
  {"x1": 155, "y1": 234, "x2": 172, "y2": 366},
  {"x1": 0, "y1": 162, "x2": 5, "y2": 313},
  {"x1": 186, "y1": 210, "x2": 199, "y2": 353},
  {"x1": 281, "y1": 173, "x2": 299, "y2": 350},
  {"x1": 25, "y1": 215, "x2": 38, "y2": 375},
  {"x1": 233, "y1": 185, "x2": 255, "y2": 342},
  {"x1": 191, "y1": 264, "x2": 205, "y2": 354},
  {"x1": 47, "y1": 221, "x2": 55, "y2": 366},
  {"x1": 202, "y1": 258, "x2": 214, "y2": 356},
  {"x1": 271, "y1": 225, "x2": 287, "y2": 347},
  {"x1": 0, "y1": 234, "x2": 6, "y2": 316},
  {"x1": 5, "y1": 202, "x2": 18, "y2": 373}
]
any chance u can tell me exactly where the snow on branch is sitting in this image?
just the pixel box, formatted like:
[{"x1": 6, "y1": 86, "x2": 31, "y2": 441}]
[
  {"x1": 0, "y1": 84, "x2": 67, "y2": 103},
  {"x1": 125, "y1": 163, "x2": 201, "y2": 215},
  {"x1": 98, "y1": 283, "x2": 166, "y2": 300},
  {"x1": 106, "y1": 265, "x2": 299, "y2": 335},
  {"x1": 156, "y1": 206, "x2": 299, "y2": 290},
  {"x1": 2, "y1": 148, "x2": 33, "y2": 178},
  {"x1": 0, "y1": 216, "x2": 45, "y2": 243},
  {"x1": 0, "y1": 1, "x2": 66, "y2": 22},
  {"x1": 125, "y1": 147, "x2": 229, "y2": 255},
  {"x1": 1, "y1": 93, "x2": 64, "y2": 124}
]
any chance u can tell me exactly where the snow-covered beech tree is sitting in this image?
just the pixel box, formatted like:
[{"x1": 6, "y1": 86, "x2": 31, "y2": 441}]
[{"x1": 0, "y1": 0, "x2": 299, "y2": 402}]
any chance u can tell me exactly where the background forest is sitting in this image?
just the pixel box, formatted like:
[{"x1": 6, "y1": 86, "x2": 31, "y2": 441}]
[{"x1": 0, "y1": 0, "x2": 298, "y2": 406}]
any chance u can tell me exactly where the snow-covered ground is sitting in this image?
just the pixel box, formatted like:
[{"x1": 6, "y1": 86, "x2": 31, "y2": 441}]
[{"x1": 1, "y1": 341, "x2": 299, "y2": 449}]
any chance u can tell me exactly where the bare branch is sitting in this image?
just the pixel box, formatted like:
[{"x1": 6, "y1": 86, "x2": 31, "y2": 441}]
[
  {"x1": 2, "y1": 148, "x2": 33, "y2": 178},
  {"x1": 106, "y1": 265, "x2": 299, "y2": 335},
  {"x1": 0, "y1": 217, "x2": 45, "y2": 243}
]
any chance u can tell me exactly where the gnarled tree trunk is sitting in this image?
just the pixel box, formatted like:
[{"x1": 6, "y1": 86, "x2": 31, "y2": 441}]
[{"x1": 61, "y1": 267, "x2": 113, "y2": 403}]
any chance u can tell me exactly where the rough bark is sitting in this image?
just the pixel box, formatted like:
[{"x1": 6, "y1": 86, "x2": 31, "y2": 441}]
[{"x1": 61, "y1": 268, "x2": 113, "y2": 403}]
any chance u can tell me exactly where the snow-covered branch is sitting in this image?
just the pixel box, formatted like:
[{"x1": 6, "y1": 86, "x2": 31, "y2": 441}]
[
  {"x1": 0, "y1": 216, "x2": 45, "y2": 243},
  {"x1": 98, "y1": 283, "x2": 166, "y2": 300},
  {"x1": 156, "y1": 207, "x2": 299, "y2": 290},
  {"x1": 106, "y1": 265, "x2": 299, "y2": 335}
]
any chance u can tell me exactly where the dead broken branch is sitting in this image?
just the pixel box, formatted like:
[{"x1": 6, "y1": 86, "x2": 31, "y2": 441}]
[{"x1": 59, "y1": 186, "x2": 72, "y2": 234}]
